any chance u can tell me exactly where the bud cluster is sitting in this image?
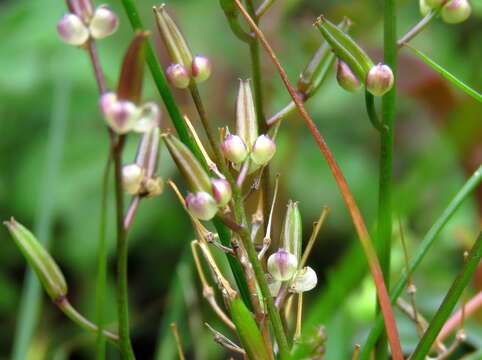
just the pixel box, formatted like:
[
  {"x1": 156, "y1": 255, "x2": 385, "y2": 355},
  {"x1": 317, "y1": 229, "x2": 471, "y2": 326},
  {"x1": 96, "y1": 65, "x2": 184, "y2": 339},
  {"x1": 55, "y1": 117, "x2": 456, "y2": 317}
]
[
  {"x1": 221, "y1": 80, "x2": 276, "y2": 172},
  {"x1": 100, "y1": 92, "x2": 160, "y2": 134},
  {"x1": 266, "y1": 201, "x2": 318, "y2": 296},
  {"x1": 57, "y1": 0, "x2": 118, "y2": 46},
  {"x1": 166, "y1": 55, "x2": 212, "y2": 89},
  {"x1": 421, "y1": 0, "x2": 471, "y2": 23}
]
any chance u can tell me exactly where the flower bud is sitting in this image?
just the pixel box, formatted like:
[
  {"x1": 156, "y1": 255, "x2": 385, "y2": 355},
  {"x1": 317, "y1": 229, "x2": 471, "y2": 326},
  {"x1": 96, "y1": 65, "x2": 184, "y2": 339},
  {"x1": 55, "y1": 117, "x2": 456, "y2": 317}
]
[
  {"x1": 164, "y1": 134, "x2": 212, "y2": 193},
  {"x1": 211, "y1": 178, "x2": 232, "y2": 207},
  {"x1": 191, "y1": 56, "x2": 212, "y2": 83},
  {"x1": 336, "y1": 59, "x2": 362, "y2": 93},
  {"x1": 236, "y1": 79, "x2": 258, "y2": 148},
  {"x1": 166, "y1": 63, "x2": 190, "y2": 89},
  {"x1": 425, "y1": 0, "x2": 445, "y2": 7},
  {"x1": 267, "y1": 249, "x2": 298, "y2": 281},
  {"x1": 103, "y1": 98, "x2": 139, "y2": 134},
  {"x1": 419, "y1": 0, "x2": 432, "y2": 15},
  {"x1": 144, "y1": 177, "x2": 164, "y2": 198},
  {"x1": 221, "y1": 134, "x2": 248, "y2": 164},
  {"x1": 366, "y1": 63, "x2": 394, "y2": 97},
  {"x1": 122, "y1": 163, "x2": 144, "y2": 194},
  {"x1": 291, "y1": 266, "x2": 318, "y2": 293},
  {"x1": 153, "y1": 4, "x2": 193, "y2": 68},
  {"x1": 57, "y1": 13, "x2": 89, "y2": 46},
  {"x1": 133, "y1": 102, "x2": 160, "y2": 133},
  {"x1": 4, "y1": 218, "x2": 67, "y2": 300},
  {"x1": 67, "y1": 0, "x2": 93, "y2": 21},
  {"x1": 89, "y1": 5, "x2": 119, "y2": 39},
  {"x1": 281, "y1": 200, "x2": 302, "y2": 261},
  {"x1": 185, "y1": 191, "x2": 218, "y2": 221},
  {"x1": 441, "y1": 0, "x2": 471, "y2": 24},
  {"x1": 251, "y1": 135, "x2": 276, "y2": 166}
]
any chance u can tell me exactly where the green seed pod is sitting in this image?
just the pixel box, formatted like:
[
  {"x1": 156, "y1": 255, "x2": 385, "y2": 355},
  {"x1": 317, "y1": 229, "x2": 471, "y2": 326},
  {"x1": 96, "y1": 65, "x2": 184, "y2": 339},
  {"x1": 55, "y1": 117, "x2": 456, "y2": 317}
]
[
  {"x1": 236, "y1": 79, "x2": 258, "y2": 148},
  {"x1": 4, "y1": 218, "x2": 67, "y2": 300},
  {"x1": 230, "y1": 297, "x2": 271, "y2": 360},
  {"x1": 153, "y1": 4, "x2": 193, "y2": 69},
  {"x1": 298, "y1": 19, "x2": 351, "y2": 97},
  {"x1": 281, "y1": 200, "x2": 302, "y2": 261},
  {"x1": 315, "y1": 15, "x2": 374, "y2": 82},
  {"x1": 164, "y1": 134, "x2": 212, "y2": 193}
]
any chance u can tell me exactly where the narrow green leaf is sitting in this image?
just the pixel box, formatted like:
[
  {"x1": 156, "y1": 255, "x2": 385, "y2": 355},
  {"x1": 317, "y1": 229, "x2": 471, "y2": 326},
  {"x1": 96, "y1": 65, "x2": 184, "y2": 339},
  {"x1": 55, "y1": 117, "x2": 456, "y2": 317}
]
[
  {"x1": 411, "y1": 232, "x2": 482, "y2": 360},
  {"x1": 230, "y1": 297, "x2": 271, "y2": 360},
  {"x1": 404, "y1": 44, "x2": 482, "y2": 102}
]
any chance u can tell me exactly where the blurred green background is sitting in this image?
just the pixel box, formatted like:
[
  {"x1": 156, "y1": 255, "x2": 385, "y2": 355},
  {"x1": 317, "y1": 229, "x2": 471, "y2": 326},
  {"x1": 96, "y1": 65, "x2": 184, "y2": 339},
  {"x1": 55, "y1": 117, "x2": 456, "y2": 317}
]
[{"x1": 0, "y1": 0, "x2": 481, "y2": 359}]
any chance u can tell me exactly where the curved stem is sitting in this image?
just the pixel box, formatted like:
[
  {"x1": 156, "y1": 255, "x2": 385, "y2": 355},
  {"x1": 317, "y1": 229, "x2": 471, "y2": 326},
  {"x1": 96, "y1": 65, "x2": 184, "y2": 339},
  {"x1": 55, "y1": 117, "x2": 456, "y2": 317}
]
[
  {"x1": 113, "y1": 136, "x2": 136, "y2": 360},
  {"x1": 364, "y1": 91, "x2": 384, "y2": 133},
  {"x1": 87, "y1": 40, "x2": 107, "y2": 94},
  {"x1": 57, "y1": 298, "x2": 119, "y2": 343},
  {"x1": 231, "y1": 1, "x2": 403, "y2": 358}
]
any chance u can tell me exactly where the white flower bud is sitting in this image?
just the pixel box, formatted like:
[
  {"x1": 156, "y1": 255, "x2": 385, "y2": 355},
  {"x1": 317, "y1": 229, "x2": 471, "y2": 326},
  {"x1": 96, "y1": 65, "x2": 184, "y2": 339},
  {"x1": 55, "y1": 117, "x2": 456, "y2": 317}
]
[
  {"x1": 185, "y1": 191, "x2": 218, "y2": 221},
  {"x1": 57, "y1": 13, "x2": 89, "y2": 46},
  {"x1": 166, "y1": 63, "x2": 191, "y2": 89},
  {"x1": 144, "y1": 177, "x2": 163, "y2": 198},
  {"x1": 133, "y1": 102, "x2": 160, "y2": 133},
  {"x1": 267, "y1": 249, "x2": 298, "y2": 281},
  {"x1": 291, "y1": 266, "x2": 318, "y2": 293},
  {"x1": 191, "y1": 56, "x2": 212, "y2": 83},
  {"x1": 441, "y1": 0, "x2": 471, "y2": 24},
  {"x1": 122, "y1": 164, "x2": 144, "y2": 194},
  {"x1": 366, "y1": 63, "x2": 394, "y2": 97},
  {"x1": 211, "y1": 178, "x2": 232, "y2": 207},
  {"x1": 104, "y1": 100, "x2": 138, "y2": 134},
  {"x1": 251, "y1": 135, "x2": 276, "y2": 166},
  {"x1": 89, "y1": 6, "x2": 119, "y2": 39},
  {"x1": 221, "y1": 134, "x2": 248, "y2": 164}
]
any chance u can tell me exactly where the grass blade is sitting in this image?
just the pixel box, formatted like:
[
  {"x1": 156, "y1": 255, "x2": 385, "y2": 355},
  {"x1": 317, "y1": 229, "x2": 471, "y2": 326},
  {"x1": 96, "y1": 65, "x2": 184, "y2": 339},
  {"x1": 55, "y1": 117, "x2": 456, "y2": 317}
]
[
  {"x1": 410, "y1": 232, "x2": 482, "y2": 360},
  {"x1": 403, "y1": 43, "x2": 482, "y2": 102}
]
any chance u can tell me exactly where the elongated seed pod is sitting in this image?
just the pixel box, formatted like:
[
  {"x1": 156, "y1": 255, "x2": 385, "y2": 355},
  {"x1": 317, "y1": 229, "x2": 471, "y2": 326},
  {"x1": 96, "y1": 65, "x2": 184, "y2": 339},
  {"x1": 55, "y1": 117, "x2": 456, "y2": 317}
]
[
  {"x1": 4, "y1": 218, "x2": 67, "y2": 300},
  {"x1": 281, "y1": 200, "x2": 303, "y2": 261},
  {"x1": 236, "y1": 79, "x2": 258, "y2": 148}
]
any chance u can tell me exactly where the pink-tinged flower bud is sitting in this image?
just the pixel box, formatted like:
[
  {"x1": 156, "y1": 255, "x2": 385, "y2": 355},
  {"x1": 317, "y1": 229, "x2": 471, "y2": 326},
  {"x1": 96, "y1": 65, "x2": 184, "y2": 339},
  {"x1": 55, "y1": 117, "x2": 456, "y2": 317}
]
[
  {"x1": 336, "y1": 59, "x2": 362, "y2": 93},
  {"x1": 133, "y1": 102, "x2": 160, "y2": 133},
  {"x1": 267, "y1": 249, "x2": 298, "y2": 281},
  {"x1": 419, "y1": 0, "x2": 431, "y2": 15},
  {"x1": 425, "y1": 0, "x2": 445, "y2": 7},
  {"x1": 211, "y1": 178, "x2": 232, "y2": 206},
  {"x1": 67, "y1": 0, "x2": 93, "y2": 21},
  {"x1": 366, "y1": 64, "x2": 394, "y2": 97},
  {"x1": 441, "y1": 0, "x2": 471, "y2": 23},
  {"x1": 89, "y1": 6, "x2": 119, "y2": 39},
  {"x1": 166, "y1": 63, "x2": 190, "y2": 89},
  {"x1": 122, "y1": 163, "x2": 144, "y2": 194},
  {"x1": 251, "y1": 135, "x2": 276, "y2": 166},
  {"x1": 99, "y1": 91, "x2": 117, "y2": 115},
  {"x1": 291, "y1": 266, "x2": 318, "y2": 293},
  {"x1": 185, "y1": 191, "x2": 218, "y2": 221},
  {"x1": 104, "y1": 99, "x2": 139, "y2": 134},
  {"x1": 221, "y1": 134, "x2": 248, "y2": 164},
  {"x1": 57, "y1": 13, "x2": 89, "y2": 46},
  {"x1": 191, "y1": 56, "x2": 212, "y2": 84}
]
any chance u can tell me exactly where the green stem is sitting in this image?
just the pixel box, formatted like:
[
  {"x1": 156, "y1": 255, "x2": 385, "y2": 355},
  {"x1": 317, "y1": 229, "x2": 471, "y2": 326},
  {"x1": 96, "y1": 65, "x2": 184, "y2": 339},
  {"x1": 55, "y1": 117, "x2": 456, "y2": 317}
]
[
  {"x1": 375, "y1": 0, "x2": 397, "y2": 357},
  {"x1": 360, "y1": 165, "x2": 482, "y2": 359},
  {"x1": 57, "y1": 298, "x2": 119, "y2": 344},
  {"x1": 95, "y1": 156, "x2": 112, "y2": 359},
  {"x1": 410, "y1": 232, "x2": 482, "y2": 360},
  {"x1": 11, "y1": 76, "x2": 71, "y2": 360},
  {"x1": 113, "y1": 136, "x2": 135, "y2": 360}
]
